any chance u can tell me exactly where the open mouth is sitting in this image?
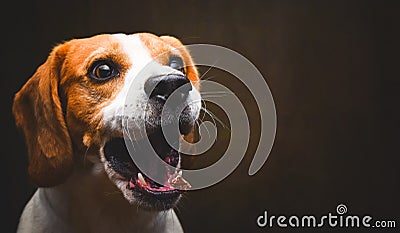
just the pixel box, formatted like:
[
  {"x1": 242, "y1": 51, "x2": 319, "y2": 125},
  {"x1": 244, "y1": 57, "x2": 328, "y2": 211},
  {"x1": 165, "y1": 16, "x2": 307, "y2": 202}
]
[{"x1": 103, "y1": 127, "x2": 191, "y2": 210}]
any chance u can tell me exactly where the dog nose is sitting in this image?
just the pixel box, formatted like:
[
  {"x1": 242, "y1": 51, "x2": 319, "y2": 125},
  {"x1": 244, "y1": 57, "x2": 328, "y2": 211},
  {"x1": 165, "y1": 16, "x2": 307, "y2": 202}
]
[{"x1": 144, "y1": 74, "x2": 192, "y2": 101}]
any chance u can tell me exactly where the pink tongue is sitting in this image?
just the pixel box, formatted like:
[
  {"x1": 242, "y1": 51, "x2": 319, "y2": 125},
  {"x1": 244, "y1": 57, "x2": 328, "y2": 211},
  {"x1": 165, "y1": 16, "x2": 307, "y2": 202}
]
[
  {"x1": 164, "y1": 157, "x2": 171, "y2": 163},
  {"x1": 129, "y1": 178, "x2": 136, "y2": 188},
  {"x1": 146, "y1": 185, "x2": 175, "y2": 192},
  {"x1": 129, "y1": 177, "x2": 175, "y2": 192}
]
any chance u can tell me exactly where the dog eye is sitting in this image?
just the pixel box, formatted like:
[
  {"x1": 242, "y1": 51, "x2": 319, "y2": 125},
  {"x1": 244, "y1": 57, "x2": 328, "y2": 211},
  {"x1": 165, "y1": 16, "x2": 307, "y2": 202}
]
[
  {"x1": 168, "y1": 57, "x2": 185, "y2": 74},
  {"x1": 88, "y1": 61, "x2": 119, "y2": 81}
]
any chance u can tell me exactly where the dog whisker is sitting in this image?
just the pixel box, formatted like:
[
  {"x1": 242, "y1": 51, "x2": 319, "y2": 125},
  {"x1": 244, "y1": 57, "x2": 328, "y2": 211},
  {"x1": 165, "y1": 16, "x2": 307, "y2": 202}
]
[
  {"x1": 200, "y1": 94, "x2": 232, "y2": 98},
  {"x1": 199, "y1": 59, "x2": 219, "y2": 80},
  {"x1": 196, "y1": 117, "x2": 212, "y2": 138},
  {"x1": 201, "y1": 75, "x2": 217, "y2": 81},
  {"x1": 199, "y1": 101, "x2": 217, "y2": 126},
  {"x1": 134, "y1": 119, "x2": 144, "y2": 140},
  {"x1": 200, "y1": 91, "x2": 234, "y2": 99},
  {"x1": 201, "y1": 91, "x2": 232, "y2": 94},
  {"x1": 200, "y1": 106, "x2": 230, "y2": 131},
  {"x1": 104, "y1": 190, "x2": 123, "y2": 197},
  {"x1": 123, "y1": 127, "x2": 137, "y2": 152}
]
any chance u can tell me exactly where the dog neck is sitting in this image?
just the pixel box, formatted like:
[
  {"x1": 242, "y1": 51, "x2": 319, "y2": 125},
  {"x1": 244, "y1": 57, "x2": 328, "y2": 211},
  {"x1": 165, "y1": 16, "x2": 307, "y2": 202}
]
[{"x1": 36, "y1": 163, "x2": 179, "y2": 233}]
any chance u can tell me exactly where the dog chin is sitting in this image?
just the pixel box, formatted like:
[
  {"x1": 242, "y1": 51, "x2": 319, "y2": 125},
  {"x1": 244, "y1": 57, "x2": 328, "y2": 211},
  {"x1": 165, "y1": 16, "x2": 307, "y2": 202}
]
[
  {"x1": 101, "y1": 125, "x2": 191, "y2": 211},
  {"x1": 103, "y1": 161, "x2": 181, "y2": 211}
]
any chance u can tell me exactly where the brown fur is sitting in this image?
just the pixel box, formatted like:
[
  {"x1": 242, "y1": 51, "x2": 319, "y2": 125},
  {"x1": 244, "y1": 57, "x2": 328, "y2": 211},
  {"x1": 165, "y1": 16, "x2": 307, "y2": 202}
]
[
  {"x1": 13, "y1": 44, "x2": 73, "y2": 187},
  {"x1": 12, "y1": 35, "x2": 130, "y2": 186},
  {"x1": 13, "y1": 33, "x2": 199, "y2": 187}
]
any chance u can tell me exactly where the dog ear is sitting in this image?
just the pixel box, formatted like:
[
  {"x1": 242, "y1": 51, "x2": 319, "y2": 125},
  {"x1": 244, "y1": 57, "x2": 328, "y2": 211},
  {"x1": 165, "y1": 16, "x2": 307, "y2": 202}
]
[
  {"x1": 160, "y1": 35, "x2": 199, "y2": 88},
  {"x1": 13, "y1": 43, "x2": 73, "y2": 187}
]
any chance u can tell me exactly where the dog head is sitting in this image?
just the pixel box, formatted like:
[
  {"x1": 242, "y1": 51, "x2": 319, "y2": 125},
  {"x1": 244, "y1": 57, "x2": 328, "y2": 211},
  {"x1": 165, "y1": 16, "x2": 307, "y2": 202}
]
[{"x1": 13, "y1": 33, "x2": 201, "y2": 210}]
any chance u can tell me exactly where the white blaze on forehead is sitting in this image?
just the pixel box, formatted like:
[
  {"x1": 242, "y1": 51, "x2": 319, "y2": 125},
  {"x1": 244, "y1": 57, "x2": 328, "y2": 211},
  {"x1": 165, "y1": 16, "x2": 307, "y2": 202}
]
[
  {"x1": 102, "y1": 34, "x2": 154, "y2": 133},
  {"x1": 112, "y1": 34, "x2": 153, "y2": 70},
  {"x1": 102, "y1": 34, "x2": 180, "y2": 133}
]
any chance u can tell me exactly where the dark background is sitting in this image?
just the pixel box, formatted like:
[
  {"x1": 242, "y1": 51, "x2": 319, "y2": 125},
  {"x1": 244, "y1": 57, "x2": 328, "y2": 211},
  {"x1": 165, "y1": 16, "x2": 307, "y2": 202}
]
[{"x1": 2, "y1": 0, "x2": 399, "y2": 232}]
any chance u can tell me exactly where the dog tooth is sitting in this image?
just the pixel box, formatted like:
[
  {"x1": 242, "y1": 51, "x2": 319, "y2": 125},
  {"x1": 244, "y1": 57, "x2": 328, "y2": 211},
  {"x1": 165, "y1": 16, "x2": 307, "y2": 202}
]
[
  {"x1": 137, "y1": 173, "x2": 146, "y2": 186},
  {"x1": 178, "y1": 170, "x2": 183, "y2": 176},
  {"x1": 170, "y1": 174, "x2": 191, "y2": 190}
]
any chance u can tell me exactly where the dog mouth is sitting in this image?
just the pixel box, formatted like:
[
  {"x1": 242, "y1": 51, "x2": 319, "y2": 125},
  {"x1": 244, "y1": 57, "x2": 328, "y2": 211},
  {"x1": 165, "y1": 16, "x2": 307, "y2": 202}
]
[{"x1": 103, "y1": 127, "x2": 191, "y2": 210}]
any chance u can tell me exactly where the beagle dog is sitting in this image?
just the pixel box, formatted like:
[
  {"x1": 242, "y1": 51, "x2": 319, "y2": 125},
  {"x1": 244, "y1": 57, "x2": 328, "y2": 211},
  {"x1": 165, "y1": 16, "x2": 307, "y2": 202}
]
[{"x1": 13, "y1": 33, "x2": 201, "y2": 233}]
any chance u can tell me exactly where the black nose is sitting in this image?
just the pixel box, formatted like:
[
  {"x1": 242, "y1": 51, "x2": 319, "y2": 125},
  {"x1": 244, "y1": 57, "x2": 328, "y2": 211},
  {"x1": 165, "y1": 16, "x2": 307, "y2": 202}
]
[{"x1": 144, "y1": 74, "x2": 192, "y2": 101}]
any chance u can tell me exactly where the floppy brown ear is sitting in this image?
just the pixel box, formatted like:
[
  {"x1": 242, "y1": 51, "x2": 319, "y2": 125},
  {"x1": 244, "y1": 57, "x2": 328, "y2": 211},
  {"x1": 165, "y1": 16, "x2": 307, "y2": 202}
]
[
  {"x1": 160, "y1": 35, "x2": 199, "y2": 88},
  {"x1": 13, "y1": 44, "x2": 73, "y2": 187}
]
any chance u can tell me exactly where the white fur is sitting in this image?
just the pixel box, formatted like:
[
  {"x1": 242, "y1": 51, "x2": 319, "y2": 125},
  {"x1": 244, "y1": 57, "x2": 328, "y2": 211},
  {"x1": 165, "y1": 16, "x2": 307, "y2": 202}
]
[{"x1": 17, "y1": 167, "x2": 183, "y2": 233}]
